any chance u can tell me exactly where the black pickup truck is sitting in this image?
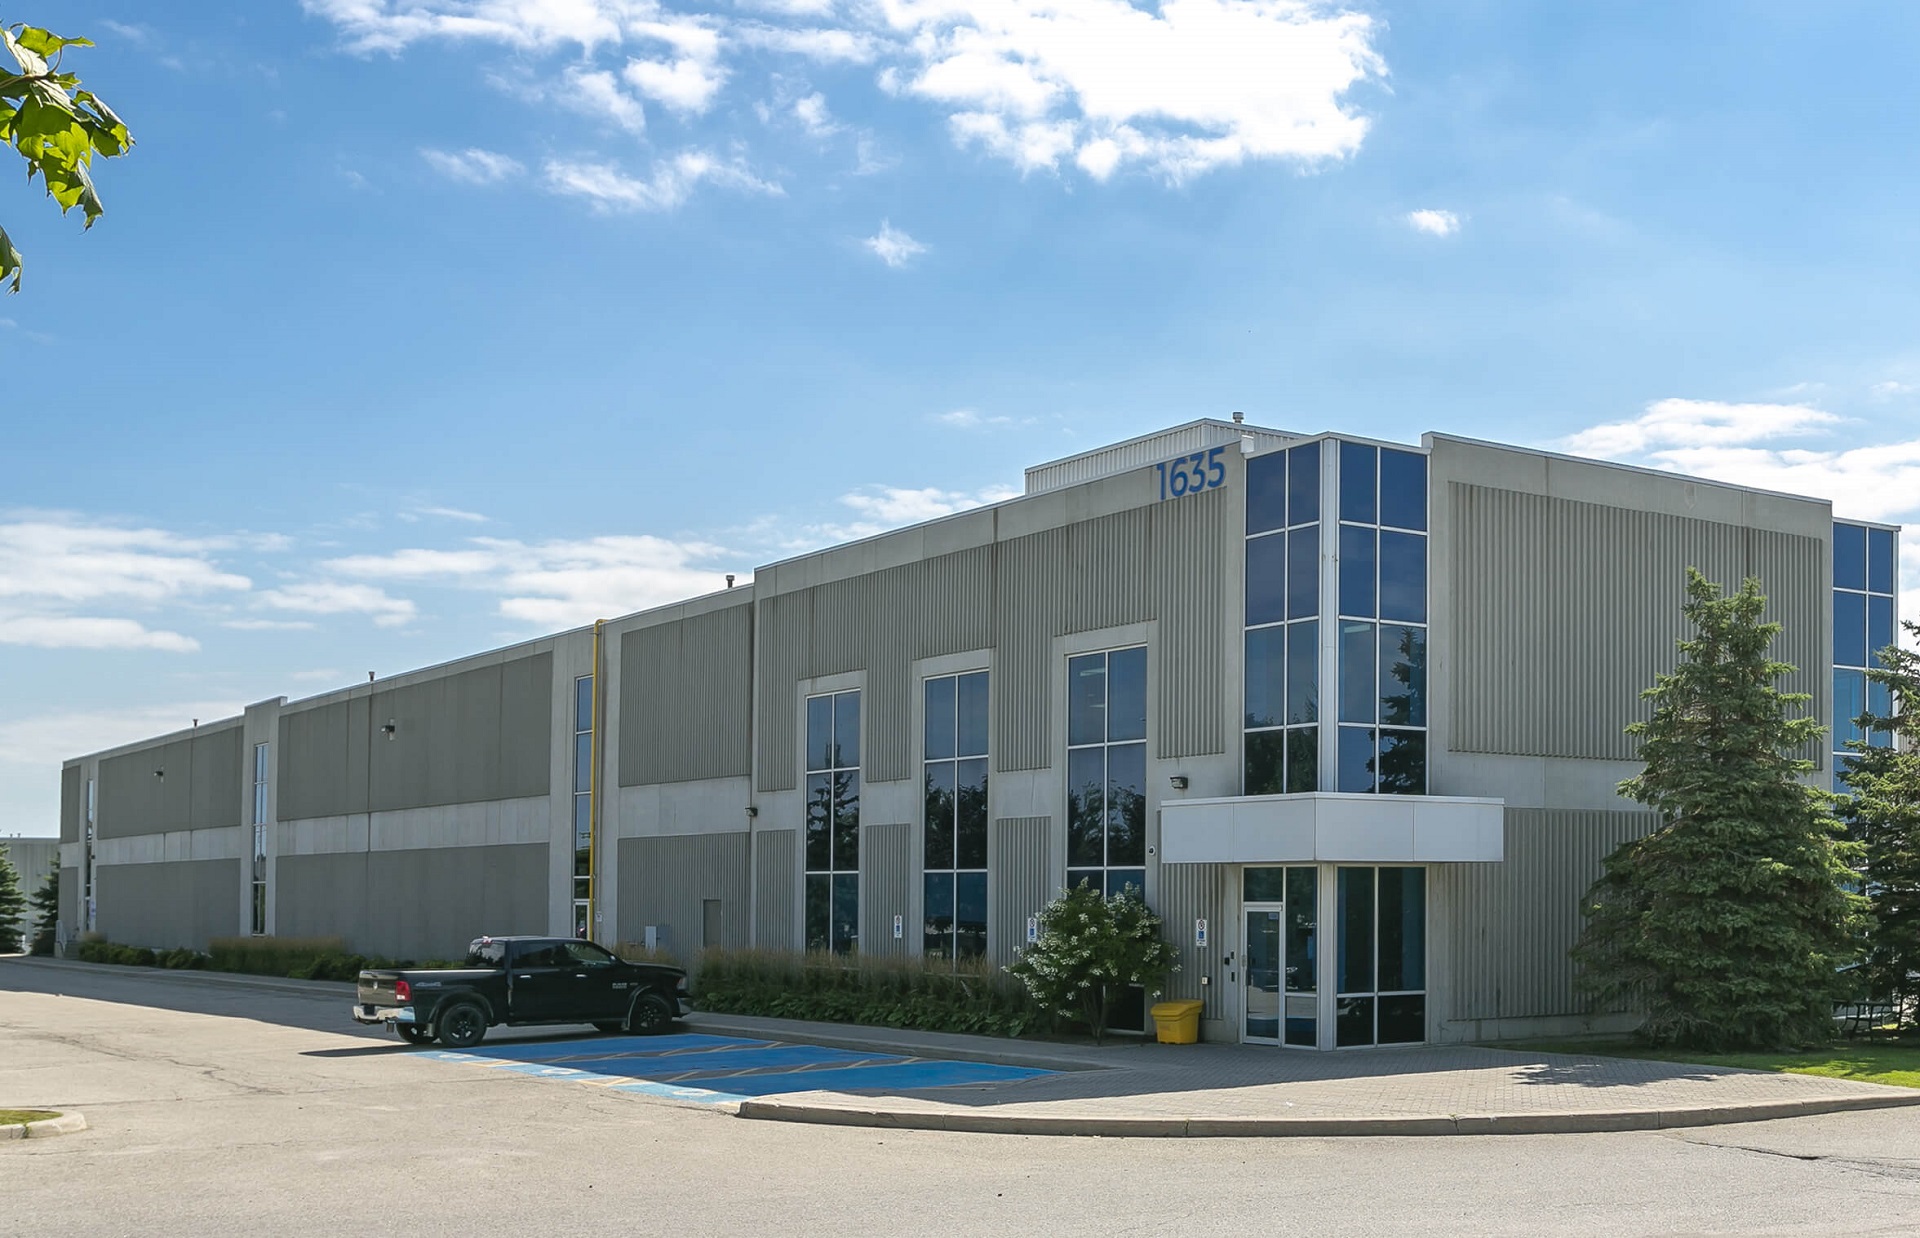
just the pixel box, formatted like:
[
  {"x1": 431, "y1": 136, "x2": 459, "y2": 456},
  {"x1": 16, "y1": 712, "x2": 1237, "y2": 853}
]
[{"x1": 352, "y1": 936, "x2": 690, "y2": 1048}]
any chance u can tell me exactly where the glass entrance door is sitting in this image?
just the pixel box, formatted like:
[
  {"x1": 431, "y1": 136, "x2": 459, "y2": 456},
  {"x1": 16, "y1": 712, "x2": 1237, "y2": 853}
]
[
  {"x1": 1245, "y1": 909, "x2": 1282, "y2": 1042},
  {"x1": 1242, "y1": 866, "x2": 1319, "y2": 1046}
]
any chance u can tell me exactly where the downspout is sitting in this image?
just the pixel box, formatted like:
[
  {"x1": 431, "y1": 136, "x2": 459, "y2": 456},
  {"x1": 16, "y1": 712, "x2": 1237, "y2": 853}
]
[{"x1": 590, "y1": 619, "x2": 605, "y2": 942}]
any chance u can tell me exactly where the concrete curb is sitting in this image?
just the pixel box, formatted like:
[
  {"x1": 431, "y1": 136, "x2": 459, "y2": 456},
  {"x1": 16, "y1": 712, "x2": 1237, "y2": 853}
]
[
  {"x1": 685, "y1": 1014, "x2": 1106, "y2": 1072},
  {"x1": 1, "y1": 1112, "x2": 88, "y2": 1141},
  {"x1": 734, "y1": 1089, "x2": 1920, "y2": 1138}
]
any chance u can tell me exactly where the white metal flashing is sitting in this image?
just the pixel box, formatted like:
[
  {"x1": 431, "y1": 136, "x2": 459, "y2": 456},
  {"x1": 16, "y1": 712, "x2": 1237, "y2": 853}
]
[{"x1": 1159, "y1": 792, "x2": 1506, "y2": 865}]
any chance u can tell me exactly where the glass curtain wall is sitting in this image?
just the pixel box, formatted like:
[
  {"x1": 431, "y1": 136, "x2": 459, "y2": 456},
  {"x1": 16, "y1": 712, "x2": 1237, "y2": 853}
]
[
  {"x1": 1833, "y1": 522, "x2": 1898, "y2": 789},
  {"x1": 1335, "y1": 442, "x2": 1429, "y2": 794},
  {"x1": 572, "y1": 675, "x2": 593, "y2": 938},
  {"x1": 924, "y1": 672, "x2": 989, "y2": 962},
  {"x1": 1067, "y1": 648, "x2": 1148, "y2": 897},
  {"x1": 805, "y1": 690, "x2": 861, "y2": 952},
  {"x1": 250, "y1": 743, "x2": 268, "y2": 935},
  {"x1": 1244, "y1": 441, "x2": 1321, "y2": 793},
  {"x1": 1334, "y1": 866, "x2": 1427, "y2": 1047}
]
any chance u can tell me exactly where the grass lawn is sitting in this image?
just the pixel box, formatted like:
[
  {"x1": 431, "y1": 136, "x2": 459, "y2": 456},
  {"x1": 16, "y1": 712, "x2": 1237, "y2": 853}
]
[
  {"x1": 1504, "y1": 1038, "x2": 1920, "y2": 1089},
  {"x1": 0, "y1": 1109, "x2": 59, "y2": 1125}
]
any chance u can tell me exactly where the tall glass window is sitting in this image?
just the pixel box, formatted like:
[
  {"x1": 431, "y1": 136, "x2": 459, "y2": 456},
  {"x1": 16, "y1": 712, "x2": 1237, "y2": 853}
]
[
  {"x1": 84, "y1": 777, "x2": 96, "y2": 931},
  {"x1": 1833, "y1": 521, "x2": 1900, "y2": 790},
  {"x1": 1335, "y1": 866, "x2": 1426, "y2": 1047},
  {"x1": 806, "y1": 690, "x2": 861, "y2": 953},
  {"x1": 1067, "y1": 647, "x2": 1148, "y2": 897},
  {"x1": 250, "y1": 744, "x2": 268, "y2": 936},
  {"x1": 1244, "y1": 441, "x2": 1320, "y2": 794},
  {"x1": 1335, "y1": 441, "x2": 1428, "y2": 795},
  {"x1": 924, "y1": 671, "x2": 988, "y2": 963},
  {"x1": 572, "y1": 676, "x2": 594, "y2": 937}
]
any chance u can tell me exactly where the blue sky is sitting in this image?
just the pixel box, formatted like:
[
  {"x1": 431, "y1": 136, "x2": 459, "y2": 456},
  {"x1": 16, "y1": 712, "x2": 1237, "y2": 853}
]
[{"x1": 3, "y1": 0, "x2": 1918, "y2": 834}]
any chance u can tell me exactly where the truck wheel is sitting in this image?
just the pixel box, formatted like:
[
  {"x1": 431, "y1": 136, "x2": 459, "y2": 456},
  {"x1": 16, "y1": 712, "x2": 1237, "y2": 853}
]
[
  {"x1": 627, "y1": 993, "x2": 674, "y2": 1036},
  {"x1": 397, "y1": 1024, "x2": 435, "y2": 1046},
  {"x1": 437, "y1": 1002, "x2": 488, "y2": 1049}
]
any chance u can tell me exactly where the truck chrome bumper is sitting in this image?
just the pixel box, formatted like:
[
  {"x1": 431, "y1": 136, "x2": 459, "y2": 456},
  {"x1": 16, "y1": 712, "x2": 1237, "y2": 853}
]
[{"x1": 352, "y1": 1004, "x2": 418, "y2": 1025}]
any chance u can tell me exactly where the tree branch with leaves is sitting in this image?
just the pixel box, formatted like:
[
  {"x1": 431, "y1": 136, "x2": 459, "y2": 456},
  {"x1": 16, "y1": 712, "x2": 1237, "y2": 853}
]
[{"x1": 1, "y1": 23, "x2": 132, "y2": 293}]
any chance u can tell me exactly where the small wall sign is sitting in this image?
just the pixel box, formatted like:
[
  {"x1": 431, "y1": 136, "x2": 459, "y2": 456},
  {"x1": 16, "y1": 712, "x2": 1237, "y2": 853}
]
[{"x1": 1194, "y1": 917, "x2": 1208, "y2": 948}]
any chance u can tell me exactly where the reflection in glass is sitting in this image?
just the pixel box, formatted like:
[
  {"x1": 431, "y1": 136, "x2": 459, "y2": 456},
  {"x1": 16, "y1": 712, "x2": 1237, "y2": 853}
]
[
  {"x1": 805, "y1": 773, "x2": 832, "y2": 869},
  {"x1": 1377, "y1": 867, "x2": 1426, "y2": 991},
  {"x1": 1869, "y1": 678, "x2": 1893, "y2": 748},
  {"x1": 1243, "y1": 867, "x2": 1286, "y2": 902},
  {"x1": 1286, "y1": 866, "x2": 1317, "y2": 994},
  {"x1": 1377, "y1": 729, "x2": 1427, "y2": 796},
  {"x1": 834, "y1": 692, "x2": 861, "y2": 768},
  {"x1": 1106, "y1": 869, "x2": 1146, "y2": 899},
  {"x1": 923, "y1": 762, "x2": 955, "y2": 870},
  {"x1": 1379, "y1": 448, "x2": 1428, "y2": 531},
  {"x1": 1245, "y1": 910, "x2": 1280, "y2": 1041},
  {"x1": 925, "y1": 676, "x2": 955, "y2": 760},
  {"x1": 1869, "y1": 594, "x2": 1894, "y2": 660},
  {"x1": 1247, "y1": 450, "x2": 1287, "y2": 535},
  {"x1": 1868, "y1": 526, "x2": 1897, "y2": 594},
  {"x1": 1245, "y1": 626, "x2": 1287, "y2": 727},
  {"x1": 1068, "y1": 868, "x2": 1102, "y2": 893},
  {"x1": 1107, "y1": 742, "x2": 1147, "y2": 866},
  {"x1": 1340, "y1": 440, "x2": 1377, "y2": 524},
  {"x1": 1379, "y1": 624, "x2": 1427, "y2": 728},
  {"x1": 1288, "y1": 620, "x2": 1318, "y2": 724},
  {"x1": 831, "y1": 872, "x2": 859, "y2": 953},
  {"x1": 1068, "y1": 654, "x2": 1107, "y2": 746},
  {"x1": 956, "y1": 871, "x2": 987, "y2": 959},
  {"x1": 1379, "y1": 531, "x2": 1427, "y2": 624},
  {"x1": 1338, "y1": 726, "x2": 1375, "y2": 794},
  {"x1": 806, "y1": 695, "x2": 833, "y2": 772},
  {"x1": 1340, "y1": 621, "x2": 1376, "y2": 723},
  {"x1": 957, "y1": 672, "x2": 990, "y2": 757},
  {"x1": 1067, "y1": 747, "x2": 1105, "y2": 866},
  {"x1": 1288, "y1": 442, "x2": 1321, "y2": 528},
  {"x1": 1246, "y1": 534, "x2": 1288, "y2": 627},
  {"x1": 1835, "y1": 669, "x2": 1866, "y2": 749},
  {"x1": 1244, "y1": 729, "x2": 1287, "y2": 796},
  {"x1": 575, "y1": 675, "x2": 594, "y2": 733},
  {"x1": 1339, "y1": 524, "x2": 1376, "y2": 618},
  {"x1": 1336, "y1": 867, "x2": 1375, "y2": 993},
  {"x1": 1378, "y1": 994, "x2": 1426, "y2": 1045},
  {"x1": 1336, "y1": 996, "x2": 1376, "y2": 1048},
  {"x1": 1834, "y1": 522, "x2": 1867, "y2": 591},
  {"x1": 1288, "y1": 727, "x2": 1319, "y2": 793},
  {"x1": 956, "y1": 757, "x2": 989, "y2": 868},
  {"x1": 1835, "y1": 591, "x2": 1866, "y2": 667},
  {"x1": 1288, "y1": 525, "x2": 1320, "y2": 619},
  {"x1": 574, "y1": 733, "x2": 592, "y2": 794},
  {"x1": 573, "y1": 794, "x2": 591, "y2": 848},
  {"x1": 924, "y1": 871, "x2": 953, "y2": 958},
  {"x1": 833, "y1": 772, "x2": 860, "y2": 870},
  {"x1": 1108, "y1": 647, "x2": 1147, "y2": 742},
  {"x1": 805, "y1": 873, "x2": 830, "y2": 951}
]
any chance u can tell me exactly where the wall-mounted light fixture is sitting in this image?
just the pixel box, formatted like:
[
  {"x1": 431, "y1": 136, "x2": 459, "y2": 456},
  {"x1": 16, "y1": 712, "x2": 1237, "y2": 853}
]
[
  {"x1": 744, "y1": 805, "x2": 759, "y2": 818},
  {"x1": 152, "y1": 769, "x2": 165, "y2": 781},
  {"x1": 380, "y1": 721, "x2": 397, "y2": 740},
  {"x1": 1168, "y1": 775, "x2": 1189, "y2": 790}
]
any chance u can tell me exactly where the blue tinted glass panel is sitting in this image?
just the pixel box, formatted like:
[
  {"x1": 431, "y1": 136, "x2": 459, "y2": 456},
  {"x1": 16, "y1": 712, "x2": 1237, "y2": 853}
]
[
  {"x1": 1244, "y1": 866, "x2": 1286, "y2": 901},
  {"x1": 1339, "y1": 440, "x2": 1377, "y2": 524},
  {"x1": 1068, "y1": 869, "x2": 1102, "y2": 893},
  {"x1": 1379, "y1": 449, "x2": 1427, "y2": 531},
  {"x1": 805, "y1": 874, "x2": 830, "y2": 951},
  {"x1": 1244, "y1": 730, "x2": 1287, "y2": 795},
  {"x1": 1288, "y1": 442, "x2": 1321, "y2": 527},
  {"x1": 1868, "y1": 527, "x2": 1897, "y2": 594},
  {"x1": 833, "y1": 773, "x2": 860, "y2": 869},
  {"x1": 1834, "y1": 753, "x2": 1856, "y2": 793},
  {"x1": 1288, "y1": 620, "x2": 1318, "y2": 724},
  {"x1": 806, "y1": 695, "x2": 833, "y2": 771},
  {"x1": 1068, "y1": 654, "x2": 1107, "y2": 746},
  {"x1": 1377, "y1": 729, "x2": 1426, "y2": 795},
  {"x1": 923, "y1": 761, "x2": 955, "y2": 870},
  {"x1": 956, "y1": 758, "x2": 988, "y2": 868},
  {"x1": 831, "y1": 873, "x2": 859, "y2": 954},
  {"x1": 574, "y1": 733, "x2": 592, "y2": 793},
  {"x1": 1107, "y1": 742, "x2": 1147, "y2": 866},
  {"x1": 805, "y1": 773, "x2": 832, "y2": 869},
  {"x1": 1337, "y1": 726, "x2": 1375, "y2": 793},
  {"x1": 1835, "y1": 591, "x2": 1867, "y2": 667},
  {"x1": 575, "y1": 676, "x2": 594, "y2": 733},
  {"x1": 1067, "y1": 747, "x2": 1105, "y2": 867},
  {"x1": 1380, "y1": 624, "x2": 1426, "y2": 727},
  {"x1": 1106, "y1": 869, "x2": 1147, "y2": 899},
  {"x1": 1379, "y1": 531, "x2": 1427, "y2": 624},
  {"x1": 1835, "y1": 523, "x2": 1867, "y2": 591},
  {"x1": 1246, "y1": 450, "x2": 1287, "y2": 534},
  {"x1": 1340, "y1": 621, "x2": 1376, "y2": 724},
  {"x1": 1868, "y1": 678, "x2": 1893, "y2": 747},
  {"x1": 1336, "y1": 867, "x2": 1375, "y2": 992},
  {"x1": 1869, "y1": 594, "x2": 1894, "y2": 662},
  {"x1": 924, "y1": 676, "x2": 956, "y2": 760},
  {"x1": 1289, "y1": 727, "x2": 1318, "y2": 793},
  {"x1": 833, "y1": 692, "x2": 860, "y2": 768},
  {"x1": 1287, "y1": 525, "x2": 1320, "y2": 619},
  {"x1": 923, "y1": 872, "x2": 953, "y2": 958},
  {"x1": 1245, "y1": 627, "x2": 1286, "y2": 728},
  {"x1": 1108, "y1": 647, "x2": 1147, "y2": 742},
  {"x1": 1339, "y1": 524, "x2": 1377, "y2": 618},
  {"x1": 1835, "y1": 669, "x2": 1866, "y2": 749},
  {"x1": 1246, "y1": 534, "x2": 1287, "y2": 626},
  {"x1": 955, "y1": 872, "x2": 988, "y2": 959},
  {"x1": 1377, "y1": 867, "x2": 1425, "y2": 991},
  {"x1": 957, "y1": 672, "x2": 989, "y2": 757}
]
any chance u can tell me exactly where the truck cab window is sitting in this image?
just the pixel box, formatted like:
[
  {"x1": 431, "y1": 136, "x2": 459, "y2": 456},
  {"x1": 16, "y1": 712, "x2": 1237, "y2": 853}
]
[{"x1": 564, "y1": 942, "x2": 617, "y2": 968}]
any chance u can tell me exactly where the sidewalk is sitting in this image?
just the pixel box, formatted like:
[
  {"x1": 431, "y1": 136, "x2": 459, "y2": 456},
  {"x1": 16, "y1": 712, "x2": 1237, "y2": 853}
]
[{"x1": 689, "y1": 1010, "x2": 1920, "y2": 1137}]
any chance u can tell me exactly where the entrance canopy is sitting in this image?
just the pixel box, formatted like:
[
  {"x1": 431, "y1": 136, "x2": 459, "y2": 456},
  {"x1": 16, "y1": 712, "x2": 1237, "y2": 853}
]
[{"x1": 1160, "y1": 792, "x2": 1504, "y2": 865}]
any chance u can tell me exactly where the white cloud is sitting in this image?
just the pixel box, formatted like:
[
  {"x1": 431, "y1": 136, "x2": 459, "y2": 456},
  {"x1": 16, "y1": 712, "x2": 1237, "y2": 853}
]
[
  {"x1": 1406, "y1": 208, "x2": 1460, "y2": 237},
  {"x1": 420, "y1": 146, "x2": 526, "y2": 183},
  {"x1": 735, "y1": 25, "x2": 882, "y2": 63},
  {"x1": 257, "y1": 581, "x2": 419, "y2": 627},
  {"x1": 221, "y1": 618, "x2": 320, "y2": 631},
  {"x1": 545, "y1": 152, "x2": 782, "y2": 211},
  {"x1": 302, "y1": 0, "x2": 644, "y2": 53},
  {"x1": 0, "y1": 702, "x2": 248, "y2": 773},
  {"x1": 818, "y1": 483, "x2": 1019, "y2": 541},
  {"x1": 0, "y1": 616, "x2": 200, "y2": 653},
  {"x1": 322, "y1": 534, "x2": 739, "y2": 628},
  {"x1": 399, "y1": 505, "x2": 490, "y2": 523},
  {"x1": 792, "y1": 91, "x2": 840, "y2": 137},
  {"x1": 1564, "y1": 398, "x2": 1845, "y2": 458},
  {"x1": 1871, "y1": 380, "x2": 1917, "y2": 399},
  {"x1": 623, "y1": 20, "x2": 728, "y2": 114},
  {"x1": 930, "y1": 408, "x2": 1012, "y2": 429},
  {"x1": 864, "y1": 220, "x2": 927, "y2": 267},
  {"x1": 562, "y1": 66, "x2": 650, "y2": 132}
]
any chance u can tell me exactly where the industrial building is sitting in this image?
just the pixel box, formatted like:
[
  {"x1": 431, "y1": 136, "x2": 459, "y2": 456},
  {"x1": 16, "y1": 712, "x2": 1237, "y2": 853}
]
[{"x1": 56, "y1": 419, "x2": 1902, "y2": 1047}]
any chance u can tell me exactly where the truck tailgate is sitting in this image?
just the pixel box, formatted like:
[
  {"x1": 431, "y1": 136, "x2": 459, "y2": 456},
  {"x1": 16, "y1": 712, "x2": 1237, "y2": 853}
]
[{"x1": 357, "y1": 971, "x2": 405, "y2": 1005}]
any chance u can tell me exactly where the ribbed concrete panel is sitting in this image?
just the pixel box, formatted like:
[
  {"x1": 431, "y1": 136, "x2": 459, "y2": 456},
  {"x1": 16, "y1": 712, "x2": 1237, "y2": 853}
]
[
  {"x1": 753, "y1": 829, "x2": 797, "y2": 949},
  {"x1": 60, "y1": 765, "x2": 81, "y2": 844},
  {"x1": 59, "y1": 866, "x2": 79, "y2": 943},
  {"x1": 1156, "y1": 861, "x2": 1226, "y2": 1017},
  {"x1": 276, "y1": 843, "x2": 546, "y2": 961},
  {"x1": 1153, "y1": 488, "x2": 1227, "y2": 758},
  {"x1": 620, "y1": 607, "x2": 753, "y2": 786},
  {"x1": 993, "y1": 529, "x2": 1070, "y2": 772},
  {"x1": 989, "y1": 816, "x2": 1051, "y2": 965},
  {"x1": 277, "y1": 699, "x2": 370, "y2": 822},
  {"x1": 756, "y1": 593, "x2": 807, "y2": 792},
  {"x1": 98, "y1": 726, "x2": 244, "y2": 839},
  {"x1": 616, "y1": 832, "x2": 748, "y2": 956},
  {"x1": 1436, "y1": 808, "x2": 1653, "y2": 1021},
  {"x1": 860, "y1": 823, "x2": 911, "y2": 958},
  {"x1": 95, "y1": 858, "x2": 241, "y2": 950},
  {"x1": 1752, "y1": 527, "x2": 1826, "y2": 764},
  {"x1": 1451, "y1": 484, "x2": 1823, "y2": 761}
]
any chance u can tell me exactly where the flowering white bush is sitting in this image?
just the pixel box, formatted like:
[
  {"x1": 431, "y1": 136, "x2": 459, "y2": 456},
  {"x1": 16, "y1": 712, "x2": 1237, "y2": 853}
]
[{"x1": 1006, "y1": 881, "x2": 1179, "y2": 1042}]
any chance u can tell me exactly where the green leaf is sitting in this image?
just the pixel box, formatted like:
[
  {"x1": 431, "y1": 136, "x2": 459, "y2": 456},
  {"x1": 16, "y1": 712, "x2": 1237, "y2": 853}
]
[
  {"x1": 13, "y1": 28, "x2": 92, "y2": 59},
  {"x1": 0, "y1": 219, "x2": 19, "y2": 292},
  {"x1": 1, "y1": 26, "x2": 49, "y2": 76}
]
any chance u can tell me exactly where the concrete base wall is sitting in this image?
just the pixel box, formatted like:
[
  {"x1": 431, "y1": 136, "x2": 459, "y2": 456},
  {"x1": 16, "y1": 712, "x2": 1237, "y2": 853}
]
[
  {"x1": 94, "y1": 859, "x2": 242, "y2": 951},
  {"x1": 276, "y1": 843, "x2": 547, "y2": 961}
]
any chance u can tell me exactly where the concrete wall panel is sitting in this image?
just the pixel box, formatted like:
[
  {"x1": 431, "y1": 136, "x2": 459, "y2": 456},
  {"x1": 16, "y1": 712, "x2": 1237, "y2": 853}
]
[
  {"x1": 860, "y1": 822, "x2": 911, "y2": 958},
  {"x1": 615, "y1": 831, "x2": 748, "y2": 956},
  {"x1": 97, "y1": 726, "x2": 244, "y2": 839},
  {"x1": 276, "y1": 842, "x2": 547, "y2": 961},
  {"x1": 60, "y1": 765, "x2": 82, "y2": 844},
  {"x1": 752, "y1": 829, "x2": 797, "y2": 950},
  {"x1": 619, "y1": 605, "x2": 753, "y2": 786},
  {"x1": 94, "y1": 858, "x2": 241, "y2": 950},
  {"x1": 1156, "y1": 861, "x2": 1226, "y2": 1016},
  {"x1": 989, "y1": 816, "x2": 1051, "y2": 965},
  {"x1": 59, "y1": 865, "x2": 79, "y2": 945}
]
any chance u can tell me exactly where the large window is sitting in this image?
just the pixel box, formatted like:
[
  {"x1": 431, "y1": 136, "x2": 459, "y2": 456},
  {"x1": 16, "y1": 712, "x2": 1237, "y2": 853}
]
[
  {"x1": 806, "y1": 690, "x2": 861, "y2": 953},
  {"x1": 573, "y1": 675, "x2": 594, "y2": 939},
  {"x1": 250, "y1": 744, "x2": 268, "y2": 935},
  {"x1": 1334, "y1": 866, "x2": 1426, "y2": 1047},
  {"x1": 1833, "y1": 521, "x2": 1899, "y2": 790},
  {"x1": 924, "y1": 672, "x2": 988, "y2": 963},
  {"x1": 1244, "y1": 441, "x2": 1320, "y2": 794},
  {"x1": 1067, "y1": 647, "x2": 1147, "y2": 897},
  {"x1": 1335, "y1": 441, "x2": 1428, "y2": 795}
]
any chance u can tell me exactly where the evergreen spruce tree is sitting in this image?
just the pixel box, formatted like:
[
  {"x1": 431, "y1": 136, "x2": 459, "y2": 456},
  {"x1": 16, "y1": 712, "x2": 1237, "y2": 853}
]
[
  {"x1": 27, "y1": 867, "x2": 59, "y2": 956},
  {"x1": 0, "y1": 844, "x2": 25, "y2": 953},
  {"x1": 1571, "y1": 569, "x2": 1864, "y2": 1050},
  {"x1": 1839, "y1": 619, "x2": 1920, "y2": 1028}
]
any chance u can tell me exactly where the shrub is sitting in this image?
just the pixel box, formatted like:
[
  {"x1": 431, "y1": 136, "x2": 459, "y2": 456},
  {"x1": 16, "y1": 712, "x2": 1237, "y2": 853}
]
[
  {"x1": 1007, "y1": 883, "x2": 1181, "y2": 1044},
  {"x1": 693, "y1": 947, "x2": 1039, "y2": 1037},
  {"x1": 73, "y1": 939, "x2": 206, "y2": 969}
]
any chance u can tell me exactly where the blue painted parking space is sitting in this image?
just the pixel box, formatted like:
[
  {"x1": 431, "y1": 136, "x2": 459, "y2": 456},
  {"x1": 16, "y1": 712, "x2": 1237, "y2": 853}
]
[{"x1": 420, "y1": 1032, "x2": 1053, "y2": 1104}]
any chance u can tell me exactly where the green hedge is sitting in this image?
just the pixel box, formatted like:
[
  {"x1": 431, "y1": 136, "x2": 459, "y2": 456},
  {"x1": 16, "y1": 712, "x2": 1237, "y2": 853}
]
[
  {"x1": 75, "y1": 934, "x2": 458, "y2": 981},
  {"x1": 74, "y1": 941, "x2": 206, "y2": 970},
  {"x1": 693, "y1": 948, "x2": 1040, "y2": 1037}
]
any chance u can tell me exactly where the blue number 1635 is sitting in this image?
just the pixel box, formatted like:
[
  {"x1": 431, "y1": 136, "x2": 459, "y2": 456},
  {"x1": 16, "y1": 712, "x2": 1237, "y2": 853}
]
[{"x1": 1155, "y1": 445, "x2": 1227, "y2": 501}]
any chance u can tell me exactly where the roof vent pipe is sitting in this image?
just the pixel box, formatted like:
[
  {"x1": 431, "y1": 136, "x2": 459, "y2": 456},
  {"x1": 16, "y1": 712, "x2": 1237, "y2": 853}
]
[{"x1": 1231, "y1": 410, "x2": 1244, "y2": 424}]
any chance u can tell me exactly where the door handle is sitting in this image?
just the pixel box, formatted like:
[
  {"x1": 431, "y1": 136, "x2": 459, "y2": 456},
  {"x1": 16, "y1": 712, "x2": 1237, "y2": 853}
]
[
  {"x1": 516, "y1": 974, "x2": 531, "y2": 979},
  {"x1": 573, "y1": 973, "x2": 587, "y2": 979}
]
